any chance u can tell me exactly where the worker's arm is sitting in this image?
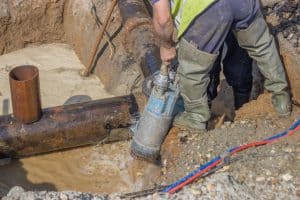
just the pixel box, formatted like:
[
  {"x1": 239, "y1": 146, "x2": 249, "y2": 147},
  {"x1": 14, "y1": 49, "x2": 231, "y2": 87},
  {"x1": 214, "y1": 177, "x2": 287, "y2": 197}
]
[{"x1": 152, "y1": 0, "x2": 176, "y2": 63}]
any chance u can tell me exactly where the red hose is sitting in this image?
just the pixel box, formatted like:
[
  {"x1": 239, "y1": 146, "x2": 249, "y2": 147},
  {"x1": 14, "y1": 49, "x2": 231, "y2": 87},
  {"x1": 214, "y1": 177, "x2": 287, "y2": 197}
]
[
  {"x1": 167, "y1": 123, "x2": 300, "y2": 194},
  {"x1": 168, "y1": 159, "x2": 222, "y2": 194}
]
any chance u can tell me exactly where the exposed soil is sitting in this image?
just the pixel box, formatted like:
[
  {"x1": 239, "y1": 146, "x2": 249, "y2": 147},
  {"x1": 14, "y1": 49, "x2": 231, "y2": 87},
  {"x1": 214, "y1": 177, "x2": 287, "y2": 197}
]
[
  {"x1": 156, "y1": 97, "x2": 300, "y2": 200},
  {"x1": 263, "y1": 0, "x2": 300, "y2": 52},
  {"x1": 0, "y1": 0, "x2": 66, "y2": 55}
]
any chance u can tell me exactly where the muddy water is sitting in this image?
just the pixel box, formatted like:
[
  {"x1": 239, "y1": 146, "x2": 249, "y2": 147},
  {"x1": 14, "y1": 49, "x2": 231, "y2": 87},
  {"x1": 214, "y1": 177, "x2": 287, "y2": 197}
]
[{"x1": 0, "y1": 141, "x2": 161, "y2": 195}]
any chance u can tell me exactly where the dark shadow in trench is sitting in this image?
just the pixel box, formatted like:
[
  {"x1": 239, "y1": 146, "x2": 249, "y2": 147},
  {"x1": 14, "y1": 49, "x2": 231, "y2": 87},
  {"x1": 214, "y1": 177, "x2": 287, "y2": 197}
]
[
  {"x1": 0, "y1": 159, "x2": 56, "y2": 197},
  {"x1": 210, "y1": 79, "x2": 236, "y2": 125},
  {"x1": 63, "y1": 95, "x2": 92, "y2": 105}
]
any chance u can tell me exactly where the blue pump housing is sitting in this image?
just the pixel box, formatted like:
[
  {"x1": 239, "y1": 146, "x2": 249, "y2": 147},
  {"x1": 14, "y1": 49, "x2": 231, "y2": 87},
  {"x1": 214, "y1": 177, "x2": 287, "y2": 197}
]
[{"x1": 131, "y1": 76, "x2": 180, "y2": 161}]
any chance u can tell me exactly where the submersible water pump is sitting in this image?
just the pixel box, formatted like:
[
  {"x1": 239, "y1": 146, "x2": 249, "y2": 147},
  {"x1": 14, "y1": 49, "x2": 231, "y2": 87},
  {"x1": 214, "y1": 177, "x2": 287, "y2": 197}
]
[{"x1": 131, "y1": 63, "x2": 179, "y2": 162}]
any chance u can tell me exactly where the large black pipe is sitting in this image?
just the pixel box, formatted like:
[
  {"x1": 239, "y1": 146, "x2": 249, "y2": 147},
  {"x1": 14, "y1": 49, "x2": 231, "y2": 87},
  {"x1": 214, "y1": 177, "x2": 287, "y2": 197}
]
[
  {"x1": 0, "y1": 95, "x2": 138, "y2": 158},
  {"x1": 118, "y1": 0, "x2": 160, "y2": 77}
]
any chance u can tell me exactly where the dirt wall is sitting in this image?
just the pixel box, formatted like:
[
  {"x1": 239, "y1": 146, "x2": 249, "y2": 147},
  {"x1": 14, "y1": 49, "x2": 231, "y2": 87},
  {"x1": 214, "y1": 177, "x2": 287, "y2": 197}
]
[
  {"x1": 63, "y1": 0, "x2": 144, "y2": 95},
  {"x1": 0, "y1": 0, "x2": 66, "y2": 55},
  {"x1": 263, "y1": 0, "x2": 300, "y2": 103}
]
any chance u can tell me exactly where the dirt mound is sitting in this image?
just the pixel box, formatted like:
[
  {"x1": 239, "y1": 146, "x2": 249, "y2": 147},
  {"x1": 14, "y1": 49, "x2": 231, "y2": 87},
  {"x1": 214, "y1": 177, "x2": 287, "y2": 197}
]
[{"x1": 235, "y1": 93, "x2": 276, "y2": 120}]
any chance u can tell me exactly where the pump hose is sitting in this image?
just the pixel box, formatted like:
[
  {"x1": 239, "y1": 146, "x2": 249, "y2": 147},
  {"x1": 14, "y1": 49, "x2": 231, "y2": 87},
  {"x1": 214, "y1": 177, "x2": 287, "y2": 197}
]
[{"x1": 163, "y1": 119, "x2": 300, "y2": 194}]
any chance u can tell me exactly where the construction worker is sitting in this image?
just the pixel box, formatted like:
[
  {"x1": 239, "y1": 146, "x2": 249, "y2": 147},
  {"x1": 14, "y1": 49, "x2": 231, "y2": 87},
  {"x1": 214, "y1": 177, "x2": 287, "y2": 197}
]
[{"x1": 151, "y1": 0, "x2": 292, "y2": 131}]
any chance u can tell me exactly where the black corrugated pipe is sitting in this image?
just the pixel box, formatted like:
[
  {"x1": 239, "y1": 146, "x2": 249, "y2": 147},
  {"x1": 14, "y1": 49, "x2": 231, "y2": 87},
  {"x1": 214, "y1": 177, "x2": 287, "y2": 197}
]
[{"x1": 118, "y1": 0, "x2": 160, "y2": 77}]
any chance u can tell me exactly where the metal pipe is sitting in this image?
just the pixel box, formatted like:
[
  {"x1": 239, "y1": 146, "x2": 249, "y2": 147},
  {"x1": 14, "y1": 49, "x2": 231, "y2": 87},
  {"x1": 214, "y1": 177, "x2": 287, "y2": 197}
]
[
  {"x1": 9, "y1": 65, "x2": 42, "y2": 124},
  {"x1": 118, "y1": 0, "x2": 160, "y2": 78},
  {"x1": 0, "y1": 95, "x2": 138, "y2": 158},
  {"x1": 81, "y1": 0, "x2": 117, "y2": 77}
]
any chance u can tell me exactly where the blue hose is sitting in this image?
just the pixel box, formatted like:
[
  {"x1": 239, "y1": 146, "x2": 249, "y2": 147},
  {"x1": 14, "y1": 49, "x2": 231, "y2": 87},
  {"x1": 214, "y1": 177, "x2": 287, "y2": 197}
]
[
  {"x1": 162, "y1": 156, "x2": 221, "y2": 192},
  {"x1": 163, "y1": 119, "x2": 300, "y2": 193}
]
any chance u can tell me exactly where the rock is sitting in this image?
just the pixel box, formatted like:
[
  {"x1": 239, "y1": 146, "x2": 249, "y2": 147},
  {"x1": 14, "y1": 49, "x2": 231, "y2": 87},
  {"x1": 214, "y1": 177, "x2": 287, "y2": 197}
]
[
  {"x1": 59, "y1": 193, "x2": 68, "y2": 200},
  {"x1": 256, "y1": 176, "x2": 266, "y2": 182},
  {"x1": 283, "y1": 147, "x2": 293, "y2": 153},
  {"x1": 206, "y1": 183, "x2": 216, "y2": 192},
  {"x1": 282, "y1": 173, "x2": 293, "y2": 182},
  {"x1": 4, "y1": 186, "x2": 24, "y2": 199},
  {"x1": 190, "y1": 188, "x2": 202, "y2": 195},
  {"x1": 265, "y1": 170, "x2": 272, "y2": 176},
  {"x1": 219, "y1": 165, "x2": 230, "y2": 172},
  {"x1": 3, "y1": 189, "x2": 109, "y2": 200},
  {"x1": 270, "y1": 149, "x2": 276, "y2": 154}
]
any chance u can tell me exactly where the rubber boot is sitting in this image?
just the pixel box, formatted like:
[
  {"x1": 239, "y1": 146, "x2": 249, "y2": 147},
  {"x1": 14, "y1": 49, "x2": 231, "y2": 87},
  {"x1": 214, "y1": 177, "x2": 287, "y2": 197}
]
[
  {"x1": 173, "y1": 39, "x2": 218, "y2": 131},
  {"x1": 207, "y1": 49, "x2": 222, "y2": 109},
  {"x1": 272, "y1": 90, "x2": 292, "y2": 117},
  {"x1": 235, "y1": 10, "x2": 291, "y2": 117}
]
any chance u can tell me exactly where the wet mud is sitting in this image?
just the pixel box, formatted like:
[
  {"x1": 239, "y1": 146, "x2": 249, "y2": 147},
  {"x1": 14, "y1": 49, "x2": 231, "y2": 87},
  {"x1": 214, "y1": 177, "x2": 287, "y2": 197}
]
[{"x1": 0, "y1": 141, "x2": 161, "y2": 196}]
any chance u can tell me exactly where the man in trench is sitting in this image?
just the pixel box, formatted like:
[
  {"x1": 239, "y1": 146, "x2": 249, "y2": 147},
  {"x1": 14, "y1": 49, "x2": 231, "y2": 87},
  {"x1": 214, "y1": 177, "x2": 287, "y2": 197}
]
[
  {"x1": 207, "y1": 31, "x2": 253, "y2": 111},
  {"x1": 151, "y1": 0, "x2": 292, "y2": 131}
]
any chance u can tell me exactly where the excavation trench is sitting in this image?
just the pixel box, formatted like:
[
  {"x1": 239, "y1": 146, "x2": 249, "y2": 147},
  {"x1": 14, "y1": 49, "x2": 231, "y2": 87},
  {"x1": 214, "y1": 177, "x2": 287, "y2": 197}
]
[
  {"x1": 0, "y1": 44, "x2": 161, "y2": 196},
  {"x1": 0, "y1": 0, "x2": 300, "y2": 198},
  {"x1": 0, "y1": 0, "x2": 163, "y2": 196}
]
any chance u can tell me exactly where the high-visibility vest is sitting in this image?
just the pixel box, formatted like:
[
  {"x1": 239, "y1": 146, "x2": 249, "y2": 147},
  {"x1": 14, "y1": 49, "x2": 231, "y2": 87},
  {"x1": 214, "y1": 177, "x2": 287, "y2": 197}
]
[{"x1": 171, "y1": 0, "x2": 216, "y2": 38}]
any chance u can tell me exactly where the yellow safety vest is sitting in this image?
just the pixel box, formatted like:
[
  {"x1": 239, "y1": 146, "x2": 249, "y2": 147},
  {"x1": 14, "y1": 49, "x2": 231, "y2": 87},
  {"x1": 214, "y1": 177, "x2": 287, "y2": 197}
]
[{"x1": 171, "y1": 0, "x2": 216, "y2": 38}]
